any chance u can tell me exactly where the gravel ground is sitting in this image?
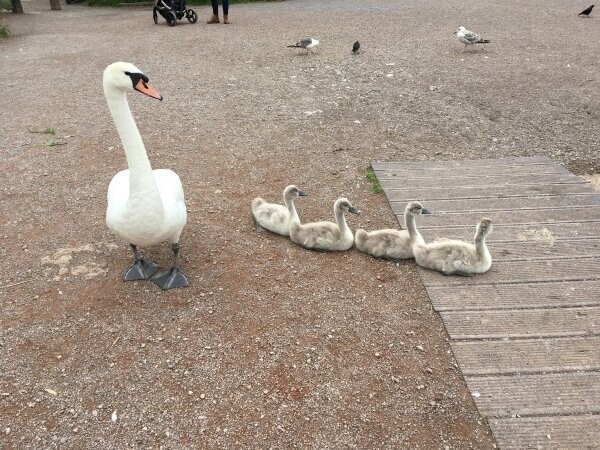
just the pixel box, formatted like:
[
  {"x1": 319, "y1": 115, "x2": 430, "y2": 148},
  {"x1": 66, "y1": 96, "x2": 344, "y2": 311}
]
[{"x1": 1, "y1": 0, "x2": 598, "y2": 448}]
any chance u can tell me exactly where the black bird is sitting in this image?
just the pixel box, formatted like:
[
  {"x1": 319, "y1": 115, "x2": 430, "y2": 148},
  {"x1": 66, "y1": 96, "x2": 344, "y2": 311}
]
[
  {"x1": 352, "y1": 41, "x2": 360, "y2": 54},
  {"x1": 579, "y1": 4, "x2": 594, "y2": 16}
]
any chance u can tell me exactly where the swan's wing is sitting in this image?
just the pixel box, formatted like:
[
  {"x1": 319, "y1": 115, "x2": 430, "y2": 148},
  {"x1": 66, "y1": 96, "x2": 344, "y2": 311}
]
[
  {"x1": 298, "y1": 222, "x2": 338, "y2": 247},
  {"x1": 253, "y1": 203, "x2": 290, "y2": 234},
  {"x1": 106, "y1": 170, "x2": 130, "y2": 231},
  {"x1": 107, "y1": 169, "x2": 130, "y2": 203},
  {"x1": 154, "y1": 169, "x2": 185, "y2": 204},
  {"x1": 153, "y1": 169, "x2": 187, "y2": 242}
]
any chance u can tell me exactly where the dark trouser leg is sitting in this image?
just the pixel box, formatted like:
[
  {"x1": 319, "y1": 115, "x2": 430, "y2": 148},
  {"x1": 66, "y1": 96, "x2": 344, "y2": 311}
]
[
  {"x1": 211, "y1": 0, "x2": 218, "y2": 15},
  {"x1": 222, "y1": 0, "x2": 228, "y2": 16},
  {"x1": 123, "y1": 244, "x2": 160, "y2": 281},
  {"x1": 152, "y1": 243, "x2": 189, "y2": 290}
]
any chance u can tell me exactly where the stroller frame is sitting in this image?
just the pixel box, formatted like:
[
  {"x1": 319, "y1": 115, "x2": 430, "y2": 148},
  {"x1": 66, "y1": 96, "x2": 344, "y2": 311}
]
[{"x1": 153, "y1": 0, "x2": 198, "y2": 26}]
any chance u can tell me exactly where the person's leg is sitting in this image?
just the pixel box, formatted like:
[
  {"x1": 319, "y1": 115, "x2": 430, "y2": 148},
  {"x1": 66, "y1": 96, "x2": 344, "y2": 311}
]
[
  {"x1": 207, "y1": 0, "x2": 220, "y2": 23},
  {"x1": 222, "y1": 0, "x2": 229, "y2": 23}
]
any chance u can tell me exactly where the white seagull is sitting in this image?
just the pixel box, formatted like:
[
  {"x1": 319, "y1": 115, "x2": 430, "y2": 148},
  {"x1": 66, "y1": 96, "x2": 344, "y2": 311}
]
[
  {"x1": 288, "y1": 37, "x2": 319, "y2": 53},
  {"x1": 454, "y1": 26, "x2": 491, "y2": 48}
]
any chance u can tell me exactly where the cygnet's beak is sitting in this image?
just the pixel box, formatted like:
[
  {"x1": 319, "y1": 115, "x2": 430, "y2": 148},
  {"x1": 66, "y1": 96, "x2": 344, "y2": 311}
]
[
  {"x1": 298, "y1": 190, "x2": 308, "y2": 197},
  {"x1": 421, "y1": 208, "x2": 432, "y2": 215},
  {"x1": 134, "y1": 79, "x2": 163, "y2": 101},
  {"x1": 348, "y1": 206, "x2": 361, "y2": 215}
]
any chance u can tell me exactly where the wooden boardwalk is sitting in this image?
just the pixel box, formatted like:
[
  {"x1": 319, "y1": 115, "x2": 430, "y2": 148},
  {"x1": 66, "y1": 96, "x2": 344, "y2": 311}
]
[{"x1": 372, "y1": 157, "x2": 600, "y2": 450}]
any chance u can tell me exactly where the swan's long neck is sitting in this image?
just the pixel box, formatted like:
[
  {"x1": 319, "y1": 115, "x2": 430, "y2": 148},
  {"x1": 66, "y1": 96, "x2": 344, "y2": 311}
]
[
  {"x1": 105, "y1": 88, "x2": 160, "y2": 200},
  {"x1": 335, "y1": 206, "x2": 350, "y2": 235},
  {"x1": 284, "y1": 194, "x2": 300, "y2": 225},
  {"x1": 405, "y1": 211, "x2": 424, "y2": 245}
]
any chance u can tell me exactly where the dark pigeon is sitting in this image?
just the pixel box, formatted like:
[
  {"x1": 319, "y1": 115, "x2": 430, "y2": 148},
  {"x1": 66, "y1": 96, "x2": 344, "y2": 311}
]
[
  {"x1": 352, "y1": 41, "x2": 360, "y2": 54},
  {"x1": 579, "y1": 4, "x2": 594, "y2": 16}
]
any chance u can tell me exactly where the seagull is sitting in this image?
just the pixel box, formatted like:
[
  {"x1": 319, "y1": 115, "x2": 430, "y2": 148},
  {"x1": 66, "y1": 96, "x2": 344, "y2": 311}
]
[
  {"x1": 352, "y1": 41, "x2": 360, "y2": 54},
  {"x1": 579, "y1": 5, "x2": 594, "y2": 16},
  {"x1": 454, "y1": 26, "x2": 491, "y2": 49},
  {"x1": 288, "y1": 38, "x2": 320, "y2": 53}
]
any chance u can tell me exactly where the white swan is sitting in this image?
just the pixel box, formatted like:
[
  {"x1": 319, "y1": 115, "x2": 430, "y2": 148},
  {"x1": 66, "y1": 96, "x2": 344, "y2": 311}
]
[
  {"x1": 251, "y1": 185, "x2": 307, "y2": 236},
  {"x1": 413, "y1": 218, "x2": 493, "y2": 276},
  {"x1": 355, "y1": 201, "x2": 431, "y2": 260},
  {"x1": 290, "y1": 198, "x2": 360, "y2": 251},
  {"x1": 104, "y1": 62, "x2": 188, "y2": 290}
]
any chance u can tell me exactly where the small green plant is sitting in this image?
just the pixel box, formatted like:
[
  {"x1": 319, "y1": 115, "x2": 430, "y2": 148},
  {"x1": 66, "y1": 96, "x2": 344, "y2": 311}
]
[
  {"x1": 44, "y1": 140, "x2": 66, "y2": 147},
  {"x1": 366, "y1": 167, "x2": 383, "y2": 194},
  {"x1": 0, "y1": 24, "x2": 9, "y2": 38},
  {"x1": 45, "y1": 128, "x2": 56, "y2": 135}
]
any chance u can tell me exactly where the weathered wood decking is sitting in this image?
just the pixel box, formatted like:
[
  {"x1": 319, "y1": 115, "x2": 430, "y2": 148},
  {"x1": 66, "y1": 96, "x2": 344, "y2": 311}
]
[{"x1": 373, "y1": 156, "x2": 600, "y2": 450}]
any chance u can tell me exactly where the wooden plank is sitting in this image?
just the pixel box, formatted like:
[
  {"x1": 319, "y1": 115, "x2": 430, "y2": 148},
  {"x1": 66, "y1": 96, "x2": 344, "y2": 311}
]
[
  {"x1": 427, "y1": 281, "x2": 600, "y2": 311},
  {"x1": 466, "y1": 372, "x2": 600, "y2": 417},
  {"x1": 484, "y1": 239, "x2": 600, "y2": 261},
  {"x1": 489, "y1": 415, "x2": 600, "y2": 450},
  {"x1": 375, "y1": 165, "x2": 571, "y2": 180},
  {"x1": 417, "y1": 222, "x2": 600, "y2": 243},
  {"x1": 441, "y1": 306, "x2": 600, "y2": 339},
  {"x1": 384, "y1": 182, "x2": 597, "y2": 201},
  {"x1": 451, "y1": 336, "x2": 600, "y2": 375},
  {"x1": 418, "y1": 259, "x2": 600, "y2": 286},
  {"x1": 372, "y1": 156, "x2": 555, "y2": 170},
  {"x1": 389, "y1": 194, "x2": 600, "y2": 215},
  {"x1": 379, "y1": 172, "x2": 584, "y2": 188},
  {"x1": 377, "y1": 158, "x2": 600, "y2": 449},
  {"x1": 396, "y1": 207, "x2": 600, "y2": 228}
]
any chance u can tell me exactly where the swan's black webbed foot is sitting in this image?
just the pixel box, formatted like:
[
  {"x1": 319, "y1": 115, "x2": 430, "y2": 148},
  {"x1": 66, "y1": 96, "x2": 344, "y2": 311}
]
[
  {"x1": 124, "y1": 259, "x2": 160, "y2": 281},
  {"x1": 153, "y1": 267, "x2": 189, "y2": 290},
  {"x1": 152, "y1": 242, "x2": 189, "y2": 290},
  {"x1": 124, "y1": 244, "x2": 160, "y2": 281}
]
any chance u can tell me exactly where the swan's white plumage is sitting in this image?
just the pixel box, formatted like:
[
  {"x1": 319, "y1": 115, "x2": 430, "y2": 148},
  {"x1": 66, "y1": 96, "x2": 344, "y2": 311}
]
[
  {"x1": 289, "y1": 197, "x2": 359, "y2": 251},
  {"x1": 355, "y1": 228, "x2": 413, "y2": 260},
  {"x1": 251, "y1": 185, "x2": 305, "y2": 236},
  {"x1": 354, "y1": 202, "x2": 428, "y2": 260},
  {"x1": 107, "y1": 169, "x2": 186, "y2": 247},
  {"x1": 413, "y1": 218, "x2": 492, "y2": 276},
  {"x1": 104, "y1": 62, "x2": 187, "y2": 249}
]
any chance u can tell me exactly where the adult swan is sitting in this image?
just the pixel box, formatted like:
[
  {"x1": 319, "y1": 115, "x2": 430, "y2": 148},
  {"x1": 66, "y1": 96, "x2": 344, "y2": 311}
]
[{"x1": 104, "y1": 62, "x2": 188, "y2": 290}]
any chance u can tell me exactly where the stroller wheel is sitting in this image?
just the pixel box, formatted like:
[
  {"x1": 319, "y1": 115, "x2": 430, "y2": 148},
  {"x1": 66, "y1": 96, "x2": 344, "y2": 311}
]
[
  {"x1": 153, "y1": 8, "x2": 158, "y2": 24},
  {"x1": 166, "y1": 11, "x2": 177, "y2": 26},
  {"x1": 187, "y1": 9, "x2": 198, "y2": 23}
]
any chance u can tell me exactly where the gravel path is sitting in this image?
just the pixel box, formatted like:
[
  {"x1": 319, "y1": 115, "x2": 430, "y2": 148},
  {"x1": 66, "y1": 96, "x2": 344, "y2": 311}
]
[{"x1": 1, "y1": 0, "x2": 597, "y2": 447}]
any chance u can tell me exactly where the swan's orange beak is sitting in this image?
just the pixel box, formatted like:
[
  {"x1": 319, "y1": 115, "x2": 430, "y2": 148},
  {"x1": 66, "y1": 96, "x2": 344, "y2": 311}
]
[{"x1": 134, "y1": 79, "x2": 163, "y2": 101}]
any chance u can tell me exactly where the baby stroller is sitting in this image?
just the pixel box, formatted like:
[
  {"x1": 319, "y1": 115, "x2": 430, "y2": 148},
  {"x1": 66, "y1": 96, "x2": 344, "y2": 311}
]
[{"x1": 153, "y1": 0, "x2": 198, "y2": 26}]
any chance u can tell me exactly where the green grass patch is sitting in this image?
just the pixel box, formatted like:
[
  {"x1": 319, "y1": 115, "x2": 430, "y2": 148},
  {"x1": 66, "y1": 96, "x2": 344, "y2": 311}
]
[
  {"x1": 44, "y1": 128, "x2": 56, "y2": 135},
  {"x1": 366, "y1": 167, "x2": 383, "y2": 194},
  {"x1": 87, "y1": 0, "x2": 283, "y2": 7},
  {"x1": 44, "y1": 140, "x2": 67, "y2": 147}
]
